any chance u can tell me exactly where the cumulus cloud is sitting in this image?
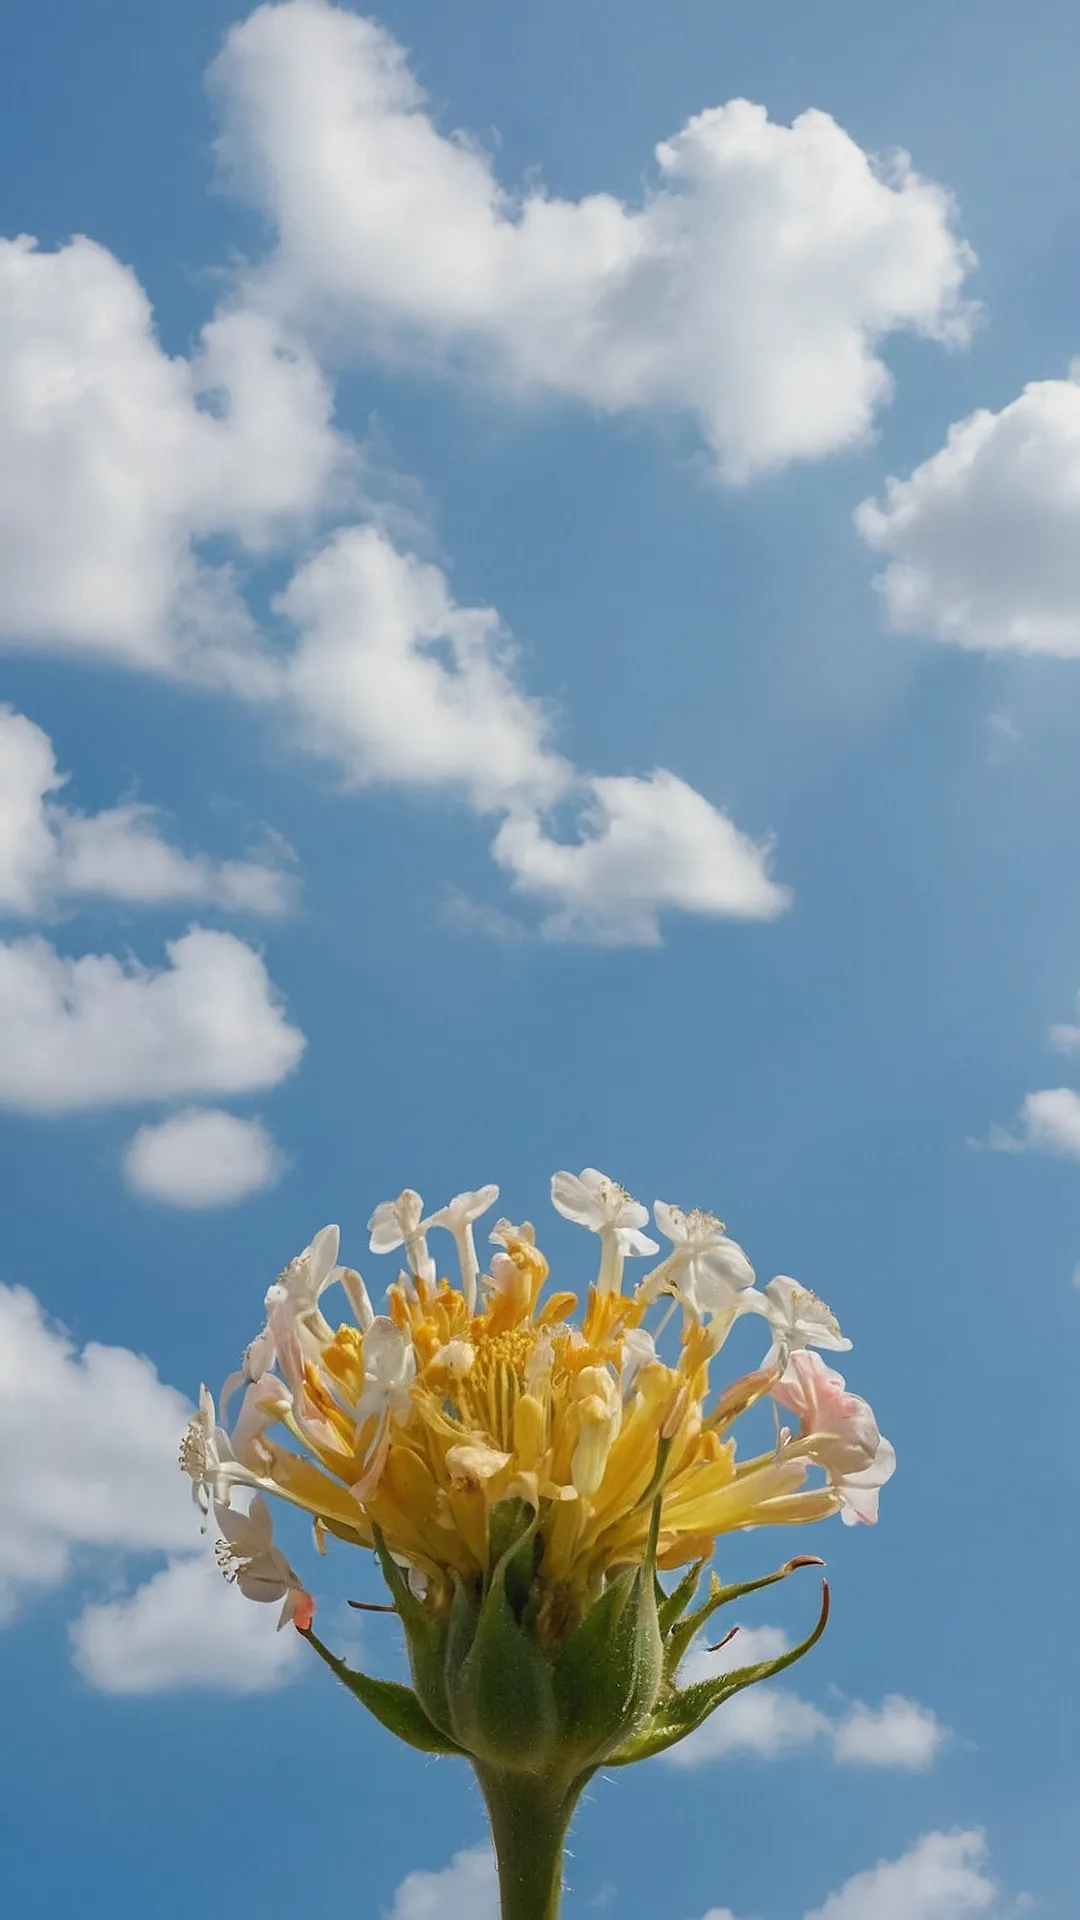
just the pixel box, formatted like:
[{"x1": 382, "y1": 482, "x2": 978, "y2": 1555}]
[
  {"x1": 0, "y1": 1280, "x2": 304, "y2": 1691},
  {"x1": 123, "y1": 1107, "x2": 287, "y2": 1207},
  {"x1": 857, "y1": 369, "x2": 1080, "y2": 655},
  {"x1": 667, "y1": 1625, "x2": 946, "y2": 1770},
  {"x1": 832, "y1": 1694, "x2": 949, "y2": 1769},
  {"x1": 669, "y1": 1626, "x2": 830, "y2": 1765},
  {"x1": 1049, "y1": 993, "x2": 1080, "y2": 1054},
  {"x1": 0, "y1": 28, "x2": 804, "y2": 946},
  {"x1": 386, "y1": 1849, "x2": 499, "y2": 1920},
  {"x1": 492, "y1": 771, "x2": 789, "y2": 944},
  {"x1": 0, "y1": 54, "x2": 807, "y2": 948},
  {"x1": 803, "y1": 1831, "x2": 999, "y2": 1920},
  {"x1": 211, "y1": 2, "x2": 975, "y2": 482},
  {"x1": 272, "y1": 530, "x2": 787, "y2": 940},
  {"x1": 672, "y1": 1681, "x2": 831, "y2": 1764},
  {"x1": 0, "y1": 1283, "x2": 194, "y2": 1620},
  {"x1": 278, "y1": 526, "x2": 565, "y2": 810},
  {"x1": 0, "y1": 705, "x2": 292, "y2": 916},
  {"x1": 70, "y1": 1548, "x2": 303, "y2": 1693},
  {"x1": 0, "y1": 233, "x2": 346, "y2": 683},
  {"x1": 989, "y1": 1087, "x2": 1080, "y2": 1159},
  {"x1": 0, "y1": 926, "x2": 303, "y2": 1113}
]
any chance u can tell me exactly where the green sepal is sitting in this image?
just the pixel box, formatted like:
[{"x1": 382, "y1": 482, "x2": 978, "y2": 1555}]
[
  {"x1": 552, "y1": 1495, "x2": 665, "y2": 1769},
  {"x1": 607, "y1": 1579, "x2": 831, "y2": 1766},
  {"x1": 657, "y1": 1560, "x2": 706, "y2": 1637},
  {"x1": 664, "y1": 1554, "x2": 825, "y2": 1681},
  {"x1": 299, "y1": 1627, "x2": 466, "y2": 1756},
  {"x1": 371, "y1": 1525, "x2": 458, "y2": 1741},
  {"x1": 446, "y1": 1505, "x2": 559, "y2": 1772}
]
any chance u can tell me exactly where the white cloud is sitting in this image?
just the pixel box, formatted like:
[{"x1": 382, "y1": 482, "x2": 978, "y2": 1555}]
[
  {"x1": 0, "y1": 925, "x2": 304, "y2": 1113},
  {"x1": 697, "y1": 1833, "x2": 1008, "y2": 1920},
  {"x1": 0, "y1": 705, "x2": 292, "y2": 916},
  {"x1": 0, "y1": 1282, "x2": 194, "y2": 1619},
  {"x1": 669, "y1": 1624, "x2": 831, "y2": 1765},
  {"x1": 857, "y1": 368, "x2": 1080, "y2": 655},
  {"x1": 0, "y1": 45, "x2": 803, "y2": 947},
  {"x1": 274, "y1": 532, "x2": 787, "y2": 941},
  {"x1": 493, "y1": 771, "x2": 789, "y2": 943},
  {"x1": 70, "y1": 1548, "x2": 303, "y2": 1693},
  {"x1": 667, "y1": 1625, "x2": 946, "y2": 1770},
  {"x1": 123, "y1": 1107, "x2": 287, "y2": 1208},
  {"x1": 386, "y1": 1849, "x2": 498, "y2": 1920},
  {"x1": 832, "y1": 1694, "x2": 949, "y2": 1769},
  {"x1": 278, "y1": 525, "x2": 566, "y2": 810},
  {"x1": 212, "y1": 3, "x2": 975, "y2": 482},
  {"x1": 803, "y1": 1831, "x2": 998, "y2": 1920},
  {"x1": 1049, "y1": 993, "x2": 1080, "y2": 1054},
  {"x1": 990, "y1": 1087, "x2": 1080, "y2": 1159},
  {"x1": 670, "y1": 1681, "x2": 831, "y2": 1764},
  {"x1": 0, "y1": 1280, "x2": 305, "y2": 1693},
  {"x1": 0, "y1": 234, "x2": 346, "y2": 683}
]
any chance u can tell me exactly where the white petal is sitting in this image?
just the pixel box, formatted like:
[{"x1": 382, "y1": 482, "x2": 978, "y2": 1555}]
[
  {"x1": 698, "y1": 1240, "x2": 756, "y2": 1291},
  {"x1": 368, "y1": 1190, "x2": 424, "y2": 1252},
  {"x1": 551, "y1": 1169, "x2": 606, "y2": 1230},
  {"x1": 215, "y1": 1492, "x2": 274, "y2": 1555},
  {"x1": 340, "y1": 1267, "x2": 376, "y2": 1332},
  {"x1": 652, "y1": 1200, "x2": 688, "y2": 1244},
  {"x1": 424, "y1": 1184, "x2": 500, "y2": 1231},
  {"x1": 308, "y1": 1224, "x2": 341, "y2": 1290},
  {"x1": 615, "y1": 1227, "x2": 659, "y2": 1257}
]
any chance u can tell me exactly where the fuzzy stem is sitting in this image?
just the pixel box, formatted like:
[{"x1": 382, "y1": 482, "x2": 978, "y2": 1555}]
[{"x1": 474, "y1": 1767, "x2": 585, "y2": 1920}]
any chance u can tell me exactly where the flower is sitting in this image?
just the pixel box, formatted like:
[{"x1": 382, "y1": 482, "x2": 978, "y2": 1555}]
[
  {"x1": 642, "y1": 1202, "x2": 756, "y2": 1323},
  {"x1": 179, "y1": 1387, "x2": 241, "y2": 1513},
  {"x1": 833, "y1": 1440, "x2": 897, "y2": 1527},
  {"x1": 550, "y1": 1167, "x2": 658, "y2": 1294},
  {"x1": 233, "y1": 1224, "x2": 343, "y2": 1390},
  {"x1": 350, "y1": 1317, "x2": 417, "y2": 1500},
  {"x1": 214, "y1": 1494, "x2": 314, "y2": 1629},
  {"x1": 772, "y1": 1351, "x2": 895, "y2": 1525},
  {"x1": 228, "y1": 1373, "x2": 293, "y2": 1470},
  {"x1": 368, "y1": 1190, "x2": 436, "y2": 1285},
  {"x1": 743, "y1": 1274, "x2": 852, "y2": 1370},
  {"x1": 422, "y1": 1185, "x2": 499, "y2": 1312},
  {"x1": 189, "y1": 1188, "x2": 871, "y2": 1619},
  {"x1": 184, "y1": 1172, "x2": 890, "y2": 1919},
  {"x1": 184, "y1": 1175, "x2": 890, "y2": 1750}
]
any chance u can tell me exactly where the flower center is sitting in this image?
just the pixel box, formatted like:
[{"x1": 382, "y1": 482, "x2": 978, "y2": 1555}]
[{"x1": 452, "y1": 1324, "x2": 538, "y2": 1448}]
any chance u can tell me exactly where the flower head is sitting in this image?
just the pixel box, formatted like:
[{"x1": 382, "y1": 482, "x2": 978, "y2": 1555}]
[
  {"x1": 551, "y1": 1167, "x2": 658, "y2": 1294},
  {"x1": 422, "y1": 1185, "x2": 499, "y2": 1313},
  {"x1": 744, "y1": 1274, "x2": 853, "y2": 1370},
  {"x1": 214, "y1": 1494, "x2": 314, "y2": 1629},
  {"x1": 772, "y1": 1350, "x2": 895, "y2": 1525},
  {"x1": 368, "y1": 1190, "x2": 436, "y2": 1286},
  {"x1": 235, "y1": 1224, "x2": 342, "y2": 1388},
  {"x1": 179, "y1": 1385, "x2": 262, "y2": 1515},
  {"x1": 184, "y1": 1171, "x2": 890, "y2": 1781},
  {"x1": 642, "y1": 1202, "x2": 756, "y2": 1326}
]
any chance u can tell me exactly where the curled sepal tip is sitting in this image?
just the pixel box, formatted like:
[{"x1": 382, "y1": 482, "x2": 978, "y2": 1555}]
[
  {"x1": 663, "y1": 1551, "x2": 827, "y2": 1681},
  {"x1": 607, "y1": 1579, "x2": 831, "y2": 1768}
]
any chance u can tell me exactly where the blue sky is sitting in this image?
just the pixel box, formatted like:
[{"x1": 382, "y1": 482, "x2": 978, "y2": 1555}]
[{"x1": 0, "y1": 2, "x2": 1076, "y2": 1916}]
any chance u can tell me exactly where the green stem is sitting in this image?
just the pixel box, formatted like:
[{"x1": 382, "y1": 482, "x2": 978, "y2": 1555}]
[{"x1": 474, "y1": 1766, "x2": 586, "y2": 1920}]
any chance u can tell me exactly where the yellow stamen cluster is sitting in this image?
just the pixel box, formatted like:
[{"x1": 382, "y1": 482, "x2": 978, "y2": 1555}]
[{"x1": 253, "y1": 1228, "x2": 839, "y2": 1640}]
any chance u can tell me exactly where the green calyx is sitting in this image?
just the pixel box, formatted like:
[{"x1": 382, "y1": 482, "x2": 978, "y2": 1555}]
[{"x1": 300, "y1": 1510, "x2": 829, "y2": 1781}]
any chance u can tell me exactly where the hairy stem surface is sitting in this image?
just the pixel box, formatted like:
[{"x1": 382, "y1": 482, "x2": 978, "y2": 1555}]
[{"x1": 475, "y1": 1766, "x2": 587, "y2": 1920}]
